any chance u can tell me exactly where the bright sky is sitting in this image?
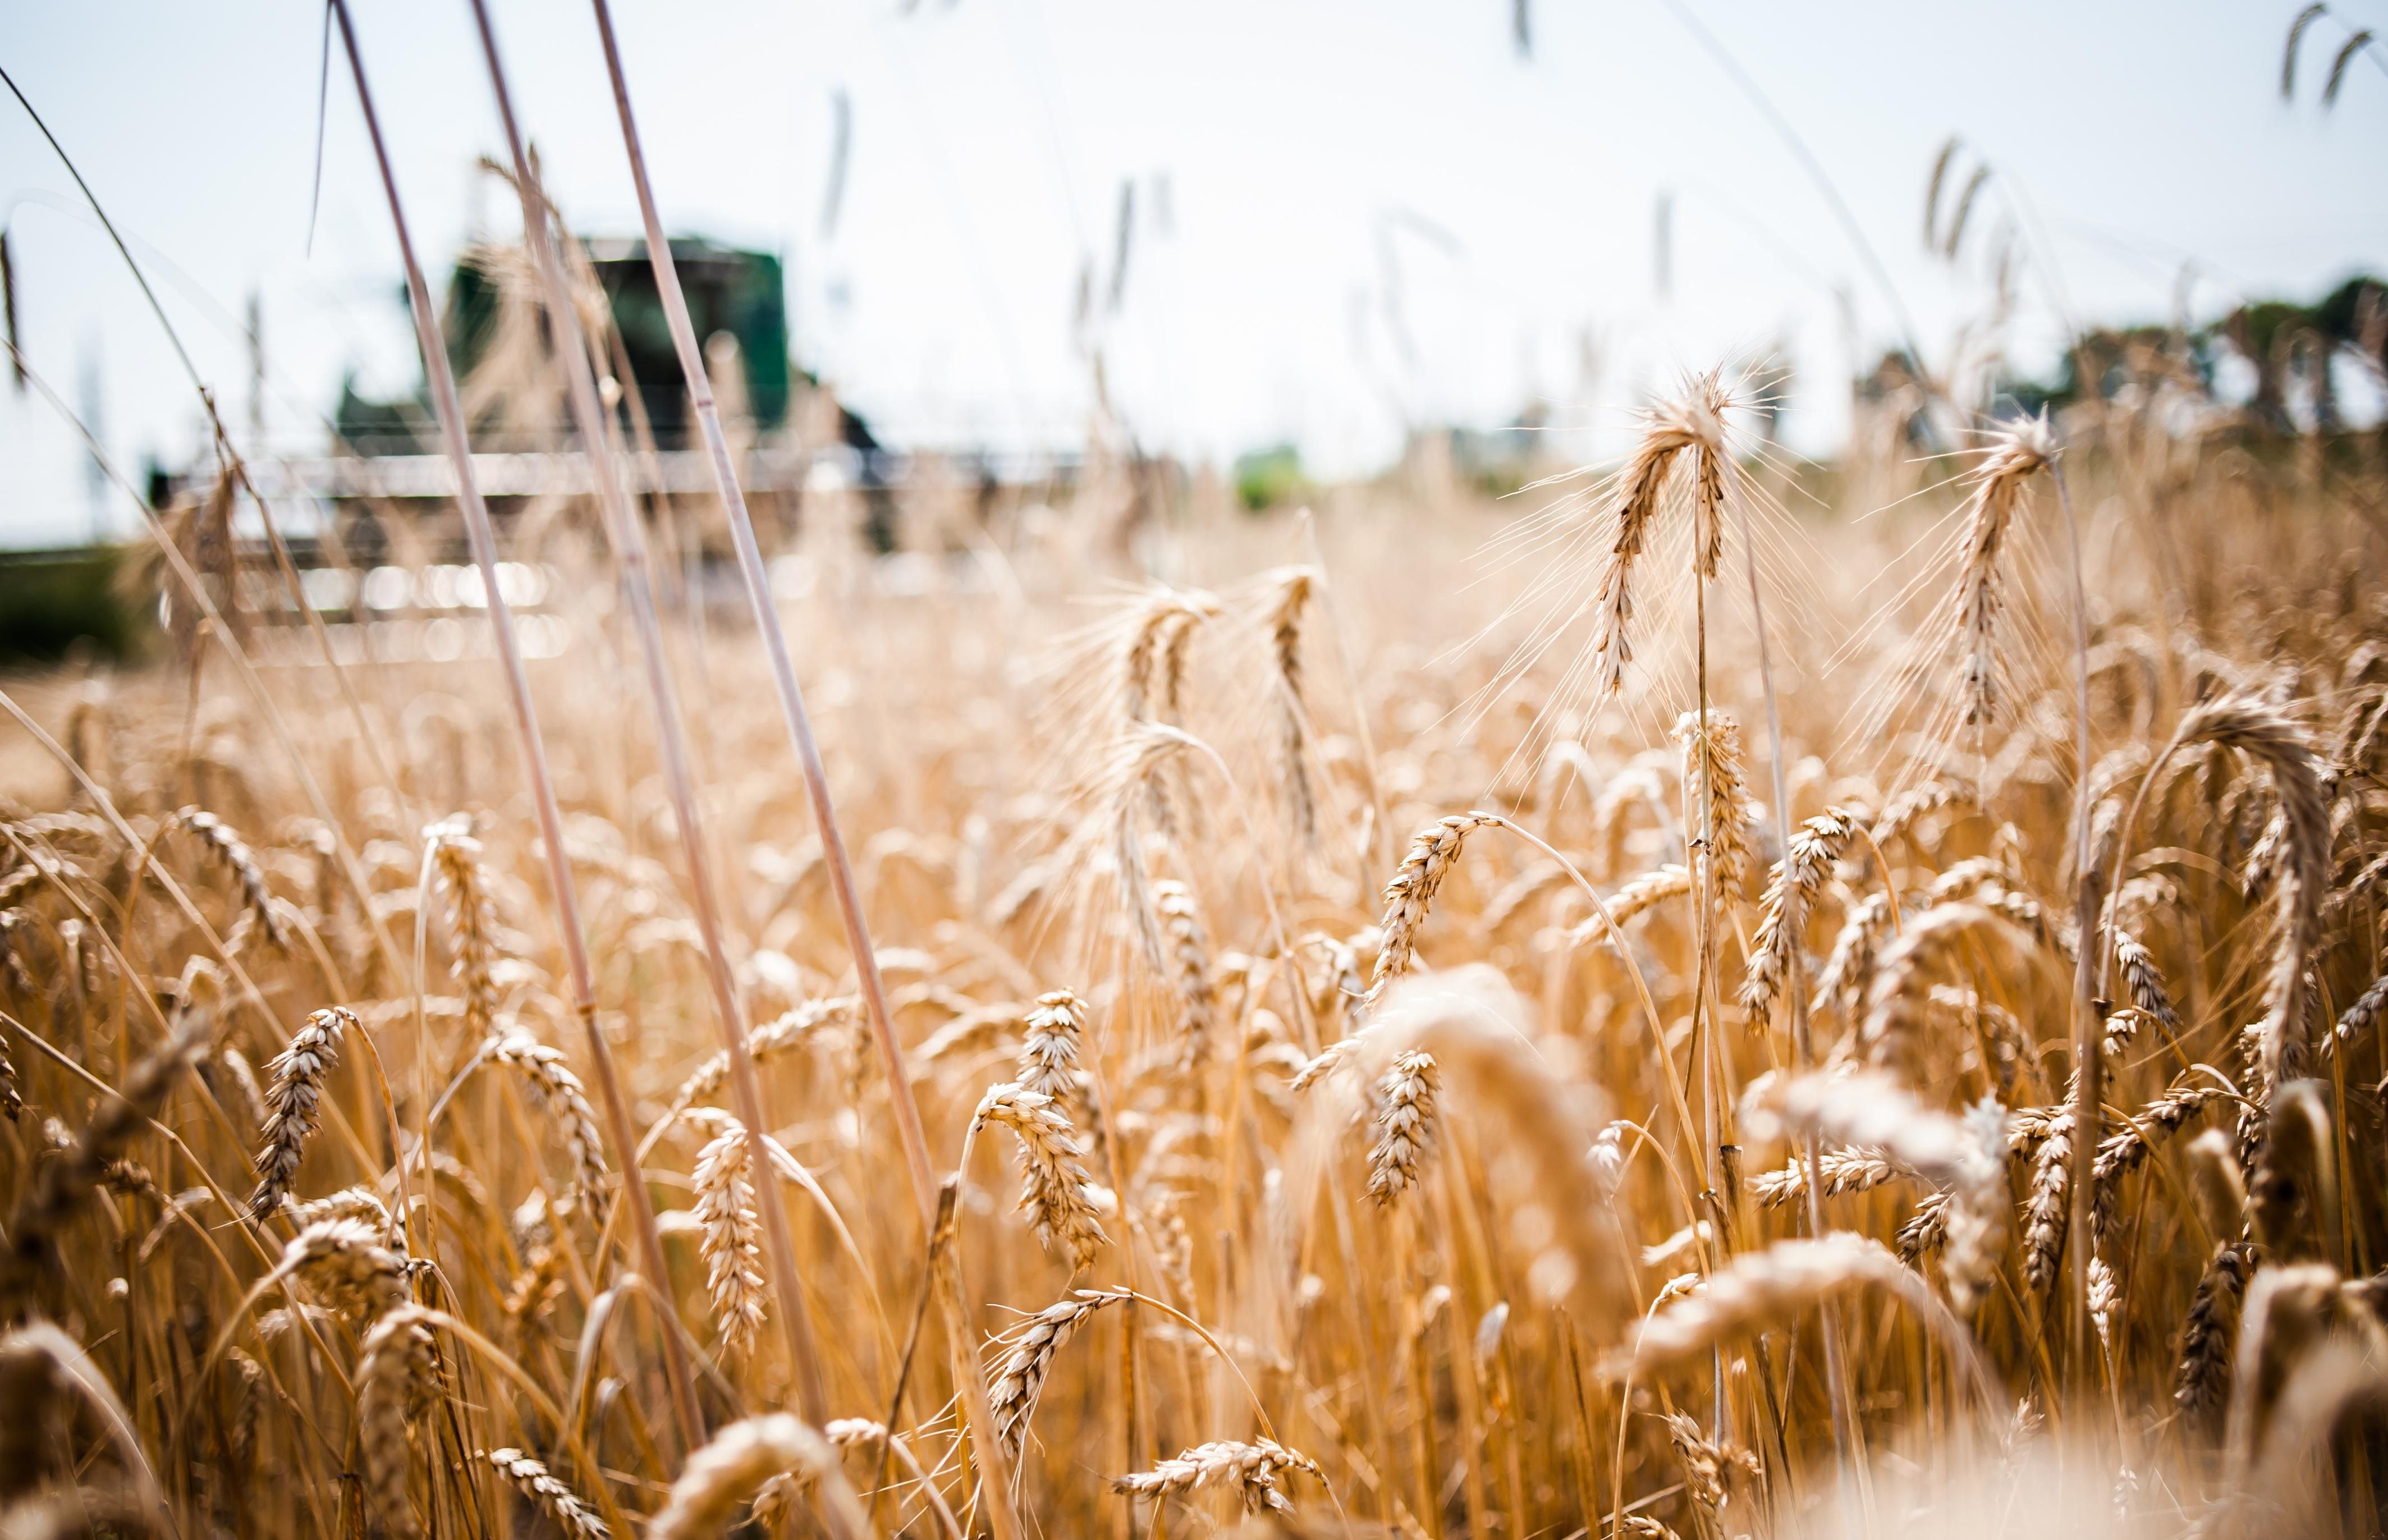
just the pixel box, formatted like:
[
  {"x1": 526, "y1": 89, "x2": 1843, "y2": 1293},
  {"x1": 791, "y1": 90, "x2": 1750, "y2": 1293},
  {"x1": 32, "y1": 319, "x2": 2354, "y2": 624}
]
[{"x1": 3, "y1": 0, "x2": 2384, "y2": 547}]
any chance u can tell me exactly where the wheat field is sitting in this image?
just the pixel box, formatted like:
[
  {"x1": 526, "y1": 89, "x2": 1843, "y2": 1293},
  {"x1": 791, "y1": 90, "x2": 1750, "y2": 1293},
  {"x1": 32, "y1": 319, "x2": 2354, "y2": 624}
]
[
  {"x1": 5, "y1": 358, "x2": 2386, "y2": 1539},
  {"x1": 5, "y1": 7, "x2": 2388, "y2": 1534}
]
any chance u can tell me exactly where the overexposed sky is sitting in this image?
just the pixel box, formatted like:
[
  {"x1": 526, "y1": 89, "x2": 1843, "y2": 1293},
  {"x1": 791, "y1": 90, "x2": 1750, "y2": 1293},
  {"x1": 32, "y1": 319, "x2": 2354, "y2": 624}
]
[{"x1": 3, "y1": 0, "x2": 2385, "y2": 546}]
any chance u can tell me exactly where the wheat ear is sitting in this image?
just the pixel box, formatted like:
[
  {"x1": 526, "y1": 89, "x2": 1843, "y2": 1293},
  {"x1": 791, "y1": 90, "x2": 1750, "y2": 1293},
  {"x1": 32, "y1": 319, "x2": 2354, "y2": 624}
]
[
  {"x1": 1368, "y1": 815, "x2": 1493, "y2": 1010},
  {"x1": 671, "y1": 994, "x2": 860, "y2": 1113},
  {"x1": 987, "y1": 1287, "x2": 1131, "y2": 1456},
  {"x1": 247, "y1": 1006, "x2": 356, "y2": 1220},
  {"x1": 1365, "y1": 1049, "x2": 1440, "y2": 1206},
  {"x1": 748, "y1": 1419, "x2": 888, "y2": 1530},
  {"x1": 2175, "y1": 1240, "x2": 2253, "y2": 1427},
  {"x1": 1742, "y1": 806, "x2": 1859, "y2": 1026},
  {"x1": 691, "y1": 1119, "x2": 767, "y2": 1355},
  {"x1": 1016, "y1": 988, "x2": 1088, "y2": 1104},
  {"x1": 357, "y1": 1304, "x2": 437, "y2": 1540},
  {"x1": 1673, "y1": 708, "x2": 1752, "y2": 893},
  {"x1": 971, "y1": 1083, "x2": 1110, "y2": 1269},
  {"x1": 650, "y1": 1414, "x2": 869, "y2": 1540},
  {"x1": 1748, "y1": 1146, "x2": 1902, "y2": 1208},
  {"x1": 1607, "y1": 1232, "x2": 1997, "y2": 1415},
  {"x1": 425, "y1": 816, "x2": 505, "y2": 1042},
  {"x1": 1111, "y1": 1438, "x2": 1324, "y2": 1515},
  {"x1": 1945, "y1": 416, "x2": 2053, "y2": 727},
  {"x1": 174, "y1": 807, "x2": 285, "y2": 947},
  {"x1": 482, "y1": 1447, "x2": 608, "y2": 1539},
  {"x1": 1587, "y1": 385, "x2": 1722, "y2": 699},
  {"x1": 1263, "y1": 566, "x2": 1321, "y2": 850},
  {"x1": 1151, "y1": 881, "x2": 1218, "y2": 1065},
  {"x1": 488, "y1": 1031, "x2": 608, "y2": 1208}
]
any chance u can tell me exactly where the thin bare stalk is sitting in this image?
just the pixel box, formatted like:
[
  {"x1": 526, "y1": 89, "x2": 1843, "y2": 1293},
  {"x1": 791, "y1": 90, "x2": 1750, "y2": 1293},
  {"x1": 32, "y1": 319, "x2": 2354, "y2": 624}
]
[
  {"x1": 457, "y1": 0, "x2": 828, "y2": 1421},
  {"x1": 583, "y1": 0, "x2": 937, "y2": 1229},
  {"x1": 1725, "y1": 464, "x2": 1858, "y2": 1478},
  {"x1": 327, "y1": 0, "x2": 702, "y2": 1451},
  {"x1": 2051, "y1": 455, "x2": 2103, "y2": 1386}
]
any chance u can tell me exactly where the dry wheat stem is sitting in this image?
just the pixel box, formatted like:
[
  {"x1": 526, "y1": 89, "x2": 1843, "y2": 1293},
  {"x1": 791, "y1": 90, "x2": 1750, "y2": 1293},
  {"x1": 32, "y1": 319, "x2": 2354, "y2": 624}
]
[
  {"x1": 461, "y1": 0, "x2": 832, "y2": 1419},
  {"x1": 328, "y1": 7, "x2": 704, "y2": 1442},
  {"x1": 584, "y1": 0, "x2": 944, "y2": 1248}
]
